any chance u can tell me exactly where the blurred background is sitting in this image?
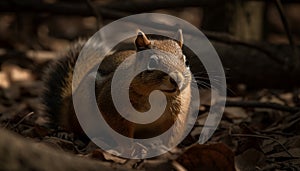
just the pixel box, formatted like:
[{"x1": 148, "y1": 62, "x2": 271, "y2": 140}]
[
  {"x1": 0, "y1": 0, "x2": 299, "y2": 50},
  {"x1": 0, "y1": 1, "x2": 300, "y2": 170},
  {"x1": 0, "y1": 0, "x2": 300, "y2": 88}
]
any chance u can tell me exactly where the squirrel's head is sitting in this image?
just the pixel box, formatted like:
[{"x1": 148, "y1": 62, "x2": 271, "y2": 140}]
[{"x1": 131, "y1": 30, "x2": 191, "y2": 97}]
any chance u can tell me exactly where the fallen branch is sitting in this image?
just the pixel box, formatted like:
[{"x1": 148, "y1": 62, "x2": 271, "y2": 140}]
[
  {"x1": 224, "y1": 100, "x2": 300, "y2": 113},
  {"x1": 189, "y1": 41, "x2": 300, "y2": 89},
  {"x1": 0, "y1": 128, "x2": 135, "y2": 171}
]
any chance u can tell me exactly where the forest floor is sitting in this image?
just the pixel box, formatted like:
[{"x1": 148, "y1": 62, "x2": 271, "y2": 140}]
[{"x1": 0, "y1": 45, "x2": 300, "y2": 170}]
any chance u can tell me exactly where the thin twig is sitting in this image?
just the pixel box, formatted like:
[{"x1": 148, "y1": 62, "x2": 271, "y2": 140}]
[
  {"x1": 172, "y1": 161, "x2": 188, "y2": 171},
  {"x1": 230, "y1": 133, "x2": 295, "y2": 158},
  {"x1": 12, "y1": 112, "x2": 34, "y2": 129},
  {"x1": 224, "y1": 100, "x2": 300, "y2": 113},
  {"x1": 3, "y1": 120, "x2": 10, "y2": 129}
]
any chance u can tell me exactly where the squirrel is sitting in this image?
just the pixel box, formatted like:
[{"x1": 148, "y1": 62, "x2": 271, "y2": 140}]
[{"x1": 40, "y1": 29, "x2": 192, "y2": 147}]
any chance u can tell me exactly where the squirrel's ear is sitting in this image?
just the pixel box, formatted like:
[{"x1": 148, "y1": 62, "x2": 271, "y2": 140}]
[
  {"x1": 174, "y1": 29, "x2": 183, "y2": 48},
  {"x1": 135, "y1": 30, "x2": 151, "y2": 49}
]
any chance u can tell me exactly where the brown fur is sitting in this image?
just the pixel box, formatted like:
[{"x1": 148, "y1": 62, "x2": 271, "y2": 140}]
[{"x1": 41, "y1": 31, "x2": 191, "y2": 146}]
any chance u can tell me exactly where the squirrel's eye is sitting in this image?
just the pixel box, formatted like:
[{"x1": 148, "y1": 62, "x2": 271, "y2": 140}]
[
  {"x1": 147, "y1": 55, "x2": 159, "y2": 70},
  {"x1": 183, "y1": 55, "x2": 189, "y2": 68}
]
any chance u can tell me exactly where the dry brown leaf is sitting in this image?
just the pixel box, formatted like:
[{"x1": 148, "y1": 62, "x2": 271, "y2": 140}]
[
  {"x1": 84, "y1": 144, "x2": 127, "y2": 164},
  {"x1": 235, "y1": 148, "x2": 265, "y2": 171},
  {"x1": 2, "y1": 64, "x2": 33, "y2": 82},
  {"x1": 224, "y1": 107, "x2": 248, "y2": 123},
  {"x1": 0, "y1": 72, "x2": 10, "y2": 88},
  {"x1": 89, "y1": 149, "x2": 106, "y2": 161},
  {"x1": 102, "y1": 151, "x2": 127, "y2": 164},
  {"x1": 176, "y1": 143, "x2": 235, "y2": 171},
  {"x1": 26, "y1": 50, "x2": 57, "y2": 62},
  {"x1": 279, "y1": 92, "x2": 294, "y2": 106}
]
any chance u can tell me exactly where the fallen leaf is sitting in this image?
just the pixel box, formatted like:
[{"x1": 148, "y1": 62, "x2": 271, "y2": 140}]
[
  {"x1": 2, "y1": 64, "x2": 33, "y2": 82},
  {"x1": 224, "y1": 107, "x2": 248, "y2": 123},
  {"x1": 0, "y1": 72, "x2": 10, "y2": 88},
  {"x1": 235, "y1": 148, "x2": 265, "y2": 171},
  {"x1": 176, "y1": 143, "x2": 235, "y2": 171}
]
